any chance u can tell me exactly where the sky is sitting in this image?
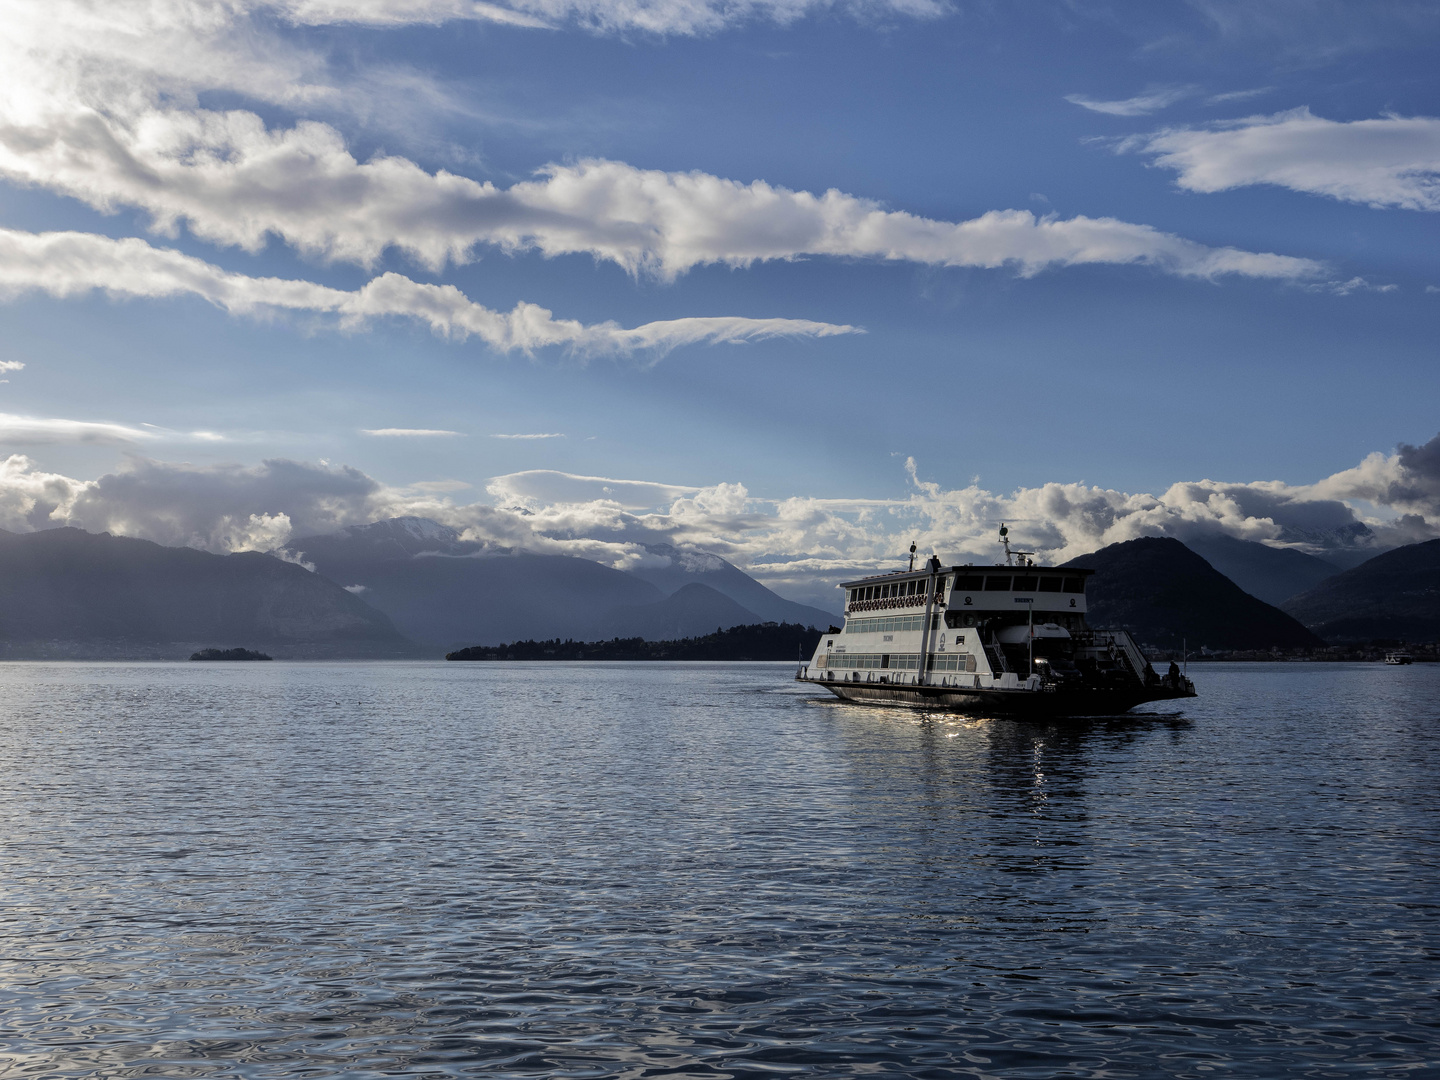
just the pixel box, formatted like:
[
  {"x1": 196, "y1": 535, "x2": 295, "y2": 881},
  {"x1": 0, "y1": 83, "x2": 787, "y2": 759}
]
[{"x1": 0, "y1": 0, "x2": 1438, "y2": 607}]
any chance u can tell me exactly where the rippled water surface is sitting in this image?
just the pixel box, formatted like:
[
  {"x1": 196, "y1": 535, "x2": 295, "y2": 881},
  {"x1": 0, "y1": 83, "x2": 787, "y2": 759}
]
[{"x1": 0, "y1": 660, "x2": 1436, "y2": 1078}]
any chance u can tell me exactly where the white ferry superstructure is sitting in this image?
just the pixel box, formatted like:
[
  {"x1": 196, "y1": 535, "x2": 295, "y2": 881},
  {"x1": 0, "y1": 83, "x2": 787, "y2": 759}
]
[{"x1": 798, "y1": 528, "x2": 1196, "y2": 716}]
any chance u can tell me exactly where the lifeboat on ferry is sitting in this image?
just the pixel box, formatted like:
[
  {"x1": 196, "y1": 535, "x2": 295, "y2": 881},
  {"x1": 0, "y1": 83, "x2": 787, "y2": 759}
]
[{"x1": 993, "y1": 622, "x2": 1070, "y2": 645}]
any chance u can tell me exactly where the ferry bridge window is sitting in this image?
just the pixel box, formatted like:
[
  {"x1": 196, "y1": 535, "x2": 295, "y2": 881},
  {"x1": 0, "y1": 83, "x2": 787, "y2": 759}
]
[
  {"x1": 1039, "y1": 576, "x2": 1062, "y2": 592},
  {"x1": 955, "y1": 575, "x2": 984, "y2": 591},
  {"x1": 1062, "y1": 576, "x2": 1086, "y2": 594},
  {"x1": 985, "y1": 576, "x2": 1011, "y2": 590},
  {"x1": 1013, "y1": 576, "x2": 1037, "y2": 591}
]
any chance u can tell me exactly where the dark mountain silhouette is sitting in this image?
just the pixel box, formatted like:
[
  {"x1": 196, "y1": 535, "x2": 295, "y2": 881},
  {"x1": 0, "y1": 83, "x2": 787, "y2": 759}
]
[
  {"x1": 0, "y1": 527, "x2": 415, "y2": 658},
  {"x1": 1184, "y1": 534, "x2": 1339, "y2": 606},
  {"x1": 628, "y1": 543, "x2": 838, "y2": 627},
  {"x1": 1062, "y1": 537, "x2": 1323, "y2": 651},
  {"x1": 282, "y1": 517, "x2": 832, "y2": 648},
  {"x1": 1281, "y1": 538, "x2": 1440, "y2": 642}
]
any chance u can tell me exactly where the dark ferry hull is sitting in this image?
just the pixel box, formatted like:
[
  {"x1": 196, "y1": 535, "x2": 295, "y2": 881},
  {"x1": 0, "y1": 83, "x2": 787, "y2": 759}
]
[{"x1": 807, "y1": 678, "x2": 1196, "y2": 717}]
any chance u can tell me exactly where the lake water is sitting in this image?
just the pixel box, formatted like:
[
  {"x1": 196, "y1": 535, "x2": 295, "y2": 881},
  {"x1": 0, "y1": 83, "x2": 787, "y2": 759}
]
[{"x1": 0, "y1": 661, "x2": 1435, "y2": 1078}]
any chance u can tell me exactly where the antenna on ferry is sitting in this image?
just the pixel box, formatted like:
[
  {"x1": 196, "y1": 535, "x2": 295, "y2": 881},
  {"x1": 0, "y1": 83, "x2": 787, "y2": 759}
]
[
  {"x1": 999, "y1": 523, "x2": 1012, "y2": 566},
  {"x1": 908, "y1": 541, "x2": 917, "y2": 572}
]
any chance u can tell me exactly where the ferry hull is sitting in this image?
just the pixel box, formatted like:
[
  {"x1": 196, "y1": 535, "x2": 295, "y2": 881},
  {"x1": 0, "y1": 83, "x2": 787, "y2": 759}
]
[{"x1": 804, "y1": 678, "x2": 1196, "y2": 717}]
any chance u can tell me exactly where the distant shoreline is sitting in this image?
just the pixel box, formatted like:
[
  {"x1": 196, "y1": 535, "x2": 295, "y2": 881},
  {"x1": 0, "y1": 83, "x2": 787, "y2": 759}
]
[{"x1": 447, "y1": 623, "x2": 829, "y2": 662}]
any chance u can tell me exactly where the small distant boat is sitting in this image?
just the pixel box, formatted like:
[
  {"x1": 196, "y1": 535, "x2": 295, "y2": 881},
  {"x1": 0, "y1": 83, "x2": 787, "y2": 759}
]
[
  {"x1": 1384, "y1": 651, "x2": 1414, "y2": 665},
  {"x1": 797, "y1": 525, "x2": 1197, "y2": 717}
]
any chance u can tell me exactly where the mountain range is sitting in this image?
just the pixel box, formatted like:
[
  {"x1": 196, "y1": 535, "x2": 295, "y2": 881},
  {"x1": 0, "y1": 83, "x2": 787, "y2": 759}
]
[
  {"x1": 0, "y1": 518, "x2": 1433, "y2": 658},
  {"x1": 1280, "y1": 538, "x2": 1440, "y2": 642},
  {"x1": 1181, "y1": 534, "x2": 1340, "y2": 607},
  {"x1": 1063, "y1": 537, "x2": 1324, "y2": 651},
  {"x1": 278, "y1": 518, "x2": 839, "y2": 651},
  {"x1": 0, "y1": 527, "x2": 413, "y2": 658}
]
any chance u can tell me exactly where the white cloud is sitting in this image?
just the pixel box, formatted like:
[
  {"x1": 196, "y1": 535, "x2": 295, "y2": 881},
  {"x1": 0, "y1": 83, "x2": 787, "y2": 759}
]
[
  {"x1": 1312, "y1": 276, "x2": 1398, "y2": 295},
  {"x1": 363, "y1": 427, "x2": 465, "y2": 436},
  {"x1": 0, "y1": 227, "x2": 858, "y2": 356},
  {"x1": 271, "y1": 0, "x2": 940, "y2": 34},
  {"x1": 0, "y1": 0, "x2": 1324, "y2": 304},
  {"x1": 490, "y1": 432, "x2": 565, "y2": 439},
  {"x1": 0, "y1": 411, "x2": 225, "y2": 447},
  {"x1": 276, "y1": 0, "x2": 553, "y2": 28},
  {"x1": 1124, "y1": 108, "x2": 1440, "y2": 211},
  {"x1": 0, "y1": 103, "x2": 1326, "y2": 281},
  {"x1": 486, "y1": 468, "x2": 698, "y2": 509},
  {"x1": 1065, "y1": 85, "x2": 1195, "y2": 117},
  {"x1": 1205, "y1": 87, "x2": 1273, "y2": 105},
  {"x1": 0, "y1": 361, "x2": 25, "y2": 373}
]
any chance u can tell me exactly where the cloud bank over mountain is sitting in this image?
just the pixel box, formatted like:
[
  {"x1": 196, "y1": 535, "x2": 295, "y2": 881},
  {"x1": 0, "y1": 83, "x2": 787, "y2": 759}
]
[{"x1": 3, "y1": 432, "x2": 1436, "y2": 608}]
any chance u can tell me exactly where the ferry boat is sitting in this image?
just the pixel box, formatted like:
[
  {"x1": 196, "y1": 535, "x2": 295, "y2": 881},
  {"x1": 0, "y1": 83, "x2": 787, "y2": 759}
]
[
  {"x1": 1384, "y1": 651, "x2": 1414, "y2": 665},
  {"x1": 797, "y1": 526, "x2": 1196, "y2": 717}
]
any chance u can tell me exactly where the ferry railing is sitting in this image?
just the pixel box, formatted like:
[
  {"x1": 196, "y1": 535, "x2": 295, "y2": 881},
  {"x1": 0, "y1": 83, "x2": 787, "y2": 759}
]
[{"x1": 846, "y1": 592, "x2": 938, "y2": 613}]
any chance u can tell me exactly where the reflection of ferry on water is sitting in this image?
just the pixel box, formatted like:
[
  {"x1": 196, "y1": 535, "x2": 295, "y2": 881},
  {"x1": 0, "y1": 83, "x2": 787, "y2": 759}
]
[
  {"x1": 1384, "y1": 651, "x2": 1414, "y2": 665},
  {"x1": 798, "y1": 526, "x2": 1197, "y2": 717}
]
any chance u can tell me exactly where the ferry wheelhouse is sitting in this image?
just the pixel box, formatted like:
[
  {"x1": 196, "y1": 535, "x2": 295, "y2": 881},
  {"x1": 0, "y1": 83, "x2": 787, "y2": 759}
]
[{"x1": 798, "y1": 527, "x2": 1196, "y2": 716}]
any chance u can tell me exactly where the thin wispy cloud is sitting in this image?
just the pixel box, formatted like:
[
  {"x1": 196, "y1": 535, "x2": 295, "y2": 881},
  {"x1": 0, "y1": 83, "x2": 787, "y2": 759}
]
[
  {"x1": 1065, "y1": 85, "x2": 1196, "y2": 117},
  {"x1": 362, "y1": 428, "x2": 465, "y2": 437},
  {"x1": 490, "y1": 432, "x2": 565, "y2": 439},
  {"x1": 0, "y1": 412, "x2": 224, "y2": 447},
  {"x1": 1206, "y1": 87, "x2": 1273, "y2": 105},
  {"x1": 0, "y1": 228, "x2": 858, "y2": 357},
  {"x1": 276, "y1": 0, "x2": 943, "y2": 35},
  {"x1": 1122, "y1": 108, "x2": 1440, "y2": 211}
]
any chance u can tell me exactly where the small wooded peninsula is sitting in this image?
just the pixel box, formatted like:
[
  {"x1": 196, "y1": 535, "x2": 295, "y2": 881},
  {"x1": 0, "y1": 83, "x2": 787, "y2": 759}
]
[
  {"x1": 447, "y1": 622, "x2": 833, "y2": 661},
  {"x1": 190, "y1": 648, "x2": 273, "y2": 661}
]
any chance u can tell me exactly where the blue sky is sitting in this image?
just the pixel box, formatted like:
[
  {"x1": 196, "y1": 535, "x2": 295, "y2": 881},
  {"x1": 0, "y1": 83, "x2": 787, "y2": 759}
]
[{"x1": 0, "y1": 0, "x2": 1437, "y2": 604}]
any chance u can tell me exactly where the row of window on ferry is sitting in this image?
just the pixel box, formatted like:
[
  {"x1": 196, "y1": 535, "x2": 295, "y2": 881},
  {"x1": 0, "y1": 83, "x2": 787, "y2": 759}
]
[{"x1": 847, "y1": 574, "x2": 1086, "y2": 603}]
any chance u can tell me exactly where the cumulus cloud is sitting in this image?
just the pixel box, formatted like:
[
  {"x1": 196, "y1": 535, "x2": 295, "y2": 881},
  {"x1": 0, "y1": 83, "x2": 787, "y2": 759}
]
[
  {"x1": 57, "y1": 456, "x2": 387, "y2": 551},
  {"x1": 0, "y1": 228, "x2": 857, "y2": 356},
  {"x1": 1123, "y1": 108, "x2": 1440, "y2": 211},
  {"x1": 1065, "y1": 86, "x2": 1195, "y2": 117}
]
